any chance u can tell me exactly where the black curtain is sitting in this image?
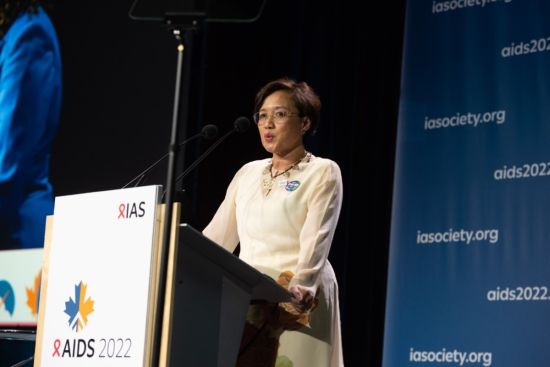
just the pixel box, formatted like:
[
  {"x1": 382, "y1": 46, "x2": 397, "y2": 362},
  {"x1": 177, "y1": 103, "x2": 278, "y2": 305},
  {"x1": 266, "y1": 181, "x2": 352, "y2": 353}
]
[{"x1": 47, "y1": 1, "x2": 406, "y2": 365}]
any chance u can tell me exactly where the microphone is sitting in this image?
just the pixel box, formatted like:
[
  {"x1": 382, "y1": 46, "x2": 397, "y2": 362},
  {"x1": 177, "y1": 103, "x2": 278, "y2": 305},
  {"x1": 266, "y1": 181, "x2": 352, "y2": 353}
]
[
  {"x1": 234, "y1": 115, "x2": 251, "y2": 133},
  {"x1": 171, "y1": 116, "x2": 251, "y2": 189},
  {"x1": 200, "y1": 124, "x2": 218, "y2": 139},
  {"x1": 121, "y1": 124, "x2": 219, "y2": 188}
]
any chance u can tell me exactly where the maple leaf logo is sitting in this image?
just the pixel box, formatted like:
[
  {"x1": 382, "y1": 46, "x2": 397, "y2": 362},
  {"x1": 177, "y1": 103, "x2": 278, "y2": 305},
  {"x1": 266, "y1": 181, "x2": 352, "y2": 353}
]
[
  {"x1": 0, "y1": 280, "x2": 15, "y2": 316},
  {"x1": 64, "y1": 281, "x2": 94, "y2": 332},
  {"x1": 26, "y1": 271, "x2": 41, "y2": 316}
]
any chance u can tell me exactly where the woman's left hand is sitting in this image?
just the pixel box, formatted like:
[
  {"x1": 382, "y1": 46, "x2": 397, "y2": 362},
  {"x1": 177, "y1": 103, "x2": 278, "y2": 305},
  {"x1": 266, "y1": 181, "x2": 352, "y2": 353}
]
[{"x1": 288, "y1": 284, "x2": 315, "y2": 313}]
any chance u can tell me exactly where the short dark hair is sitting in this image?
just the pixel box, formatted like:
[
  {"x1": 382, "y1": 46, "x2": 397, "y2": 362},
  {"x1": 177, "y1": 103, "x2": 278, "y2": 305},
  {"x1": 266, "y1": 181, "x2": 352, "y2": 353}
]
[
  {"x1": 0, "y1": 0, "x2": 44, "y2": 36},
  {"x1": 254, "y1": 77, "x2": 321, "y2": 136}
]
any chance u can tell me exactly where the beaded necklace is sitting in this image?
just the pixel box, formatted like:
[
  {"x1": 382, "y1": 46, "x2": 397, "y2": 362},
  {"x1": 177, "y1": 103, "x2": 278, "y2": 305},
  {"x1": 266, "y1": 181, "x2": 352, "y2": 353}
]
[{"x1": 262, "y1": 152, "x2": 311, "y2": 196}]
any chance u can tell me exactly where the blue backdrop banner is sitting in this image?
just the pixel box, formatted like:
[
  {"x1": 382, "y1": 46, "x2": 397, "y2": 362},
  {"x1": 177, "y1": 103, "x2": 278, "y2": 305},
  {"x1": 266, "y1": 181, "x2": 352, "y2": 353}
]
[{"x1": 383, "y1": 1, "x2": 550, "y2": 366}]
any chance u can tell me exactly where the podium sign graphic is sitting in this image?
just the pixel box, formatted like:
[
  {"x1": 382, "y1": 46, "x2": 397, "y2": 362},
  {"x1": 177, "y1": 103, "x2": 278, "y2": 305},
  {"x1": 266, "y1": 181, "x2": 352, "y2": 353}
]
[
  {"x1": 35, "y1": 186, "x2": 162, "y2": 366},
  {"x1": 0, "y1": 248, "x2": 43, "y2": 326}
]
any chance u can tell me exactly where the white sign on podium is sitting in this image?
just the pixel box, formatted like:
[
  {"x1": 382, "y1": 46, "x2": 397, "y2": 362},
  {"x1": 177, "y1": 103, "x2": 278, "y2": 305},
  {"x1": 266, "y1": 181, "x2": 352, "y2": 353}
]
[{"x1": 35, "y1": 186, "x2": 162, "y2": 366}]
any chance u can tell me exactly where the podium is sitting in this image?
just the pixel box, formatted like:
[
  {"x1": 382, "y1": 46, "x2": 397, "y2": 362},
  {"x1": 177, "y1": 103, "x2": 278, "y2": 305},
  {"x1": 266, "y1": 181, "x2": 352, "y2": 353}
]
[
  {"x1": 33, "y1": 187, "x2": 290, "y2": 366},
  {"x1": 163, "y1": 224, "x2": 290, "y2": 366}
]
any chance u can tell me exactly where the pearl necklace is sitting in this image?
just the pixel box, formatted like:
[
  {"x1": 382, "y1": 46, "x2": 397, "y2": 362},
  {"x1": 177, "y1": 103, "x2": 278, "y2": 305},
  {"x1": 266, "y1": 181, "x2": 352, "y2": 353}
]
[{"x1": 262, "y1": 152, "x2": 311, "y2": 196}]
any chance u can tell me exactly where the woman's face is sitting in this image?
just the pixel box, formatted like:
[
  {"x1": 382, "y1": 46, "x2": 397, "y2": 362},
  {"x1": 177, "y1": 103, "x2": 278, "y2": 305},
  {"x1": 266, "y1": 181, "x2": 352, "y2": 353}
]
[{"x1": 256, "y1": 90, "x2": 309, "y2": 158}]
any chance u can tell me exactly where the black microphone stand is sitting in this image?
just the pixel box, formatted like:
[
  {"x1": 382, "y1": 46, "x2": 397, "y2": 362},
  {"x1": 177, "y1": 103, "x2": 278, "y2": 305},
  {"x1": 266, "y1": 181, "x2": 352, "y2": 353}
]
[
  {"x1": 128, "y1": 2, "x2": 265, "y2": 365},
  {"x1": 153, "y1": 16, "x2": 202, "y2": 367}
]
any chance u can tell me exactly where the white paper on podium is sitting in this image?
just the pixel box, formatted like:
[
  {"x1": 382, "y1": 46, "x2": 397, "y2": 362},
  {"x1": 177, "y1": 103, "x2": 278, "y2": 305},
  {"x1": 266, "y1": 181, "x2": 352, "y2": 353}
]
[{"x1": 37, "y1": 185, "x2": 161, "y2": 366}]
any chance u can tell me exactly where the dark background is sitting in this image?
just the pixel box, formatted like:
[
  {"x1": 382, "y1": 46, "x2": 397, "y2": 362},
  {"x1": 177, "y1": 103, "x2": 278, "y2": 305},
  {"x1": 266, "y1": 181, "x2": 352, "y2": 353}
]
[{"x1": 46, "y1": 0, "x2": 406, "y2": 365}]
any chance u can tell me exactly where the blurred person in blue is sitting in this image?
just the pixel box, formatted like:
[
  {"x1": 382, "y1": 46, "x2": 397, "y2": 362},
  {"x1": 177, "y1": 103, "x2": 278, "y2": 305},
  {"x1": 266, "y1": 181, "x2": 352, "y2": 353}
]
[{"x1": 0, "y1": 0, "x2": 62, "y2": 249}]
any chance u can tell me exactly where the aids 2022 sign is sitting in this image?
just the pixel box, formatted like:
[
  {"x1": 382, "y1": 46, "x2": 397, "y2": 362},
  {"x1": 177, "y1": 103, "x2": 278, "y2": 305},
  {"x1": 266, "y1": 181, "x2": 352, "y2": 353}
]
[
  {"x1": 36, "y1": 186, "x2": 161, "y2": 366},
  {"x1": 384, "y1": 1, "x2": 550, "y2": 366}
]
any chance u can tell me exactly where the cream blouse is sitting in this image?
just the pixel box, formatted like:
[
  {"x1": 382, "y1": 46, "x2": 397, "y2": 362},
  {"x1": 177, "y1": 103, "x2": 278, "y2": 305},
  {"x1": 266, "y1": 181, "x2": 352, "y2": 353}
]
[{"x1": 203, "y1": 154, "x2": 343, "y2": 295}]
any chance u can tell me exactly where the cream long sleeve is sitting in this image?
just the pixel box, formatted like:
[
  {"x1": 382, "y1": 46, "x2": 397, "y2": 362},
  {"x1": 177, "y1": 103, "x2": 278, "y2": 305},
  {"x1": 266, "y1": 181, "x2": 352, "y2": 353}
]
[{"x1": 203, "y1": 154, "x2": 343, "y2": 293}]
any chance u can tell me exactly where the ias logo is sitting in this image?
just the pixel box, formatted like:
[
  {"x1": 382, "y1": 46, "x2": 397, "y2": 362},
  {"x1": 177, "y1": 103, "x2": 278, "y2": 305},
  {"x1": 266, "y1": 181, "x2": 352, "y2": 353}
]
[
  {"x1": 118, "y1": 201, "x2": 146, "y2": 219},
  {"x1": 64, "y1": 281, "x2": 95, "y2": 332}
]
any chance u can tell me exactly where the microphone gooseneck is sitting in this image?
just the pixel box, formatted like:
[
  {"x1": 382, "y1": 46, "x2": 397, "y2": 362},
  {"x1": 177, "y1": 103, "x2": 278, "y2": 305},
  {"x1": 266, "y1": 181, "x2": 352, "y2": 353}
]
[
  {"x1": 172, "y1": 116, "x2": 251, "y2": 188},
  {"x1": 121, "y1": 124, "x2": 219, "y2": 189}
]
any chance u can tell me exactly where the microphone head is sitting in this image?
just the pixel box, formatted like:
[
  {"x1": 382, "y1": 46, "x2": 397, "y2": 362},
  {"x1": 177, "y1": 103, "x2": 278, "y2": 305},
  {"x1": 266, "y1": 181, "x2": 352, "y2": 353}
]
[
  {"x1": 201, "y1": 124, "x2": 218, "y2": 140},
  {"x1": 234, "y1": 116, "x2": 251, "y2": 133}
]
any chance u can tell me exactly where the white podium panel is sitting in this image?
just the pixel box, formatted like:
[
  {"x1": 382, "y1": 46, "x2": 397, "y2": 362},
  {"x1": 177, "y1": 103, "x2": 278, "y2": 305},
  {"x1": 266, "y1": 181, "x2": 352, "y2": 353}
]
[{"x1": 35, "y1": 186, "x2": 162, "y2": 366}]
